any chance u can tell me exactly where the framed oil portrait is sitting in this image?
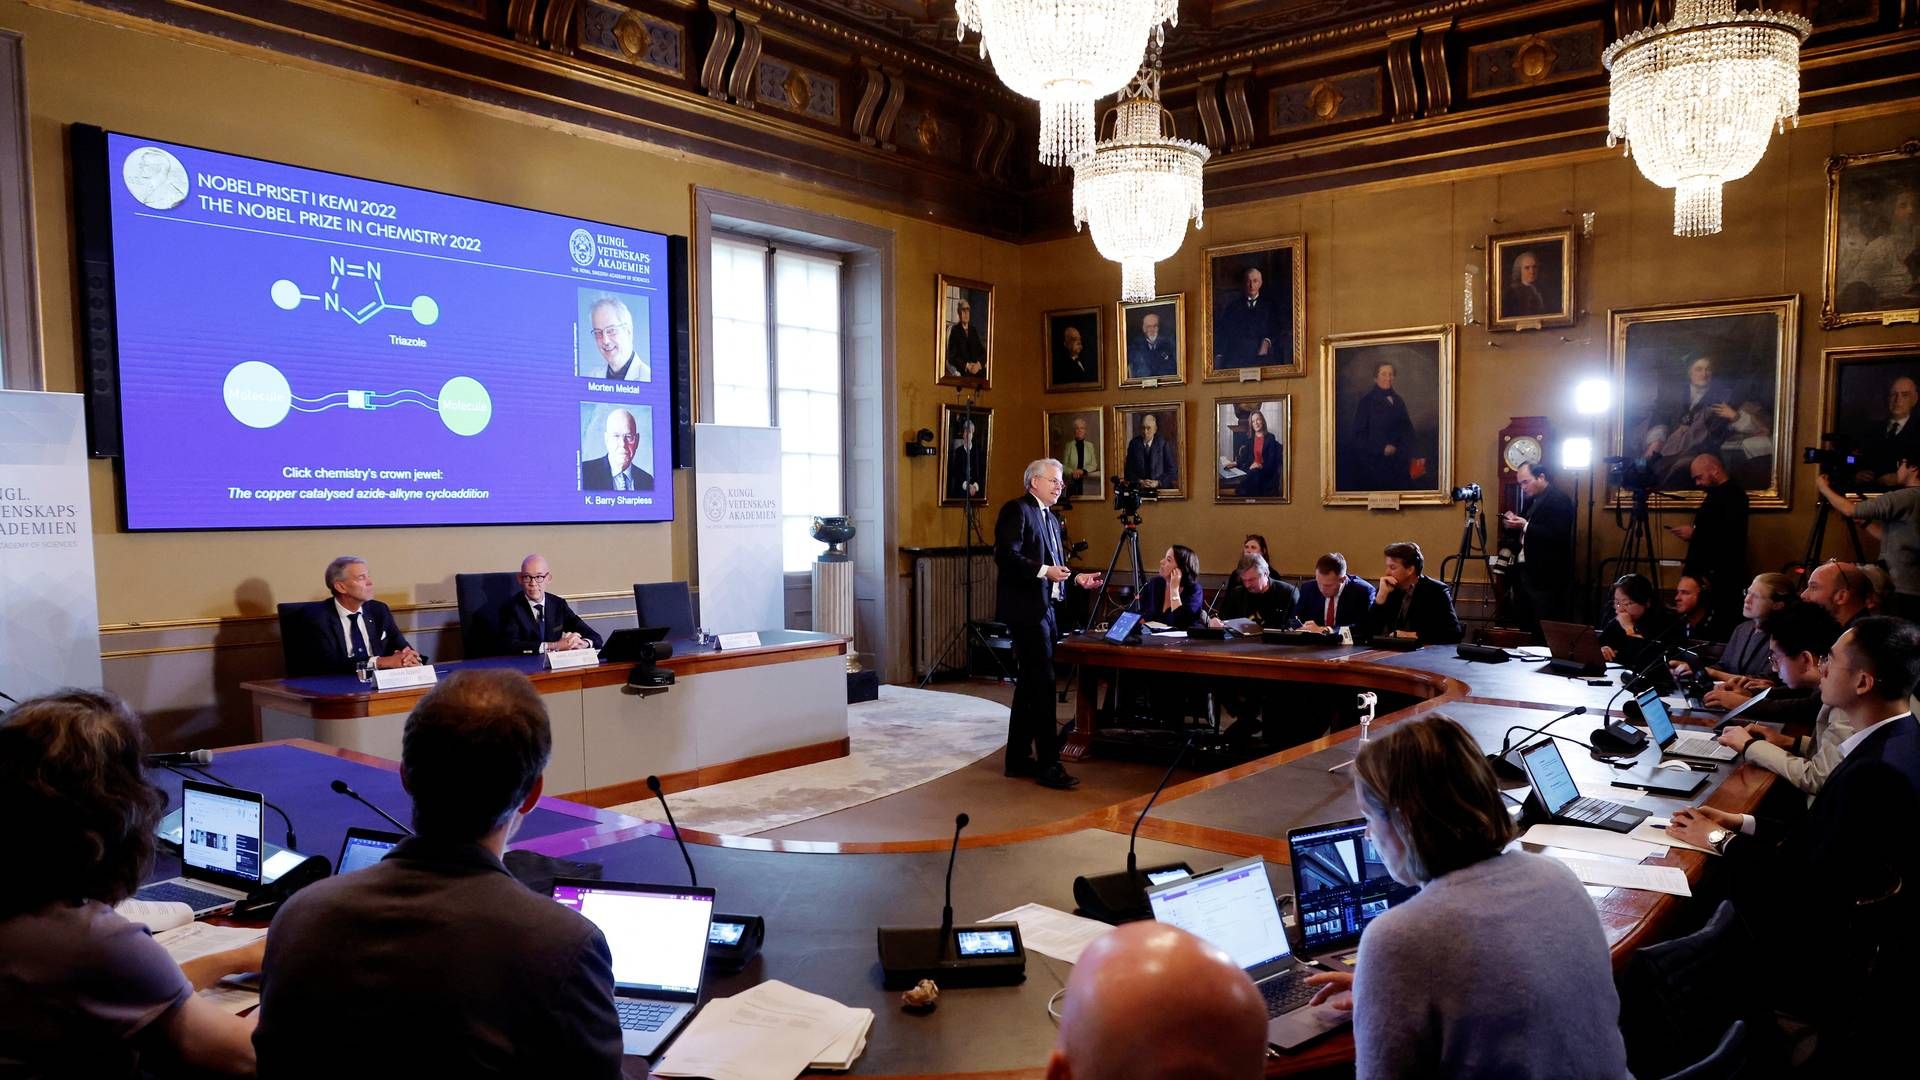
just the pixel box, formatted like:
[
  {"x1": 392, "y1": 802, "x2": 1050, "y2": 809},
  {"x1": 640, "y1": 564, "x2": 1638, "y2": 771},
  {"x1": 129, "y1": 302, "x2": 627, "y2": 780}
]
[
  {"x1": 936, "y1": 273, "x2": 993, "y2": 389},
  {"x1": 1818, "y1": 342, "x2": 1920, "y2": 494},
  {"x1": 1112, "y1": 400, "x2": 1187, "y2": 500},
  {"x1": 1610, "y1": 294, "x2": 1799, "y2": 509},
  {"x1": 1115, "y1": 294, "x2": 1185, "y2": 388},
  {"x1": 1823, "y1": 140, "x2": 1920, "y2": 329},
  {"x1": 1487, "y1": 226, "x2": 1576, "y2": 331},
  {"x1": 1045, "y1": 407, "x2": 1107, "y2": 503},
  {"x1": 936, "y1": 402, "x2": 992, "y2": 507},
  {"x1": 1320, "y1": 325, "x2": 1456, "y2": 506},
  {"x1": 1213, "y1": 396, "x2": 1292, "y2": 504},
  {"x1": 1202, "y1": 235, "x2": 1306, "y2": 380},
  {"x1": 1043, "y1": 307, "x2": 1103, "y2": 392}
]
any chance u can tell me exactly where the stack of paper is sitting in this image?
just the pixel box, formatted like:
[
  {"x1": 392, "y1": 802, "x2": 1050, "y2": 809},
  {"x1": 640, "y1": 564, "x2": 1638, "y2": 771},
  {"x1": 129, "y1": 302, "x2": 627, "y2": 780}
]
[
  {"x1": 653, "y1": 980, "x2": 873, "y2": 1080},
  {"x1": 1520, "y1": 824, "x2": 1668, "y2": 861},
  {"x1": 153, "y1": 922, "x2": 267, "y2": 965},
  {"x1": 986, "y1": 903, "x2": 1113, "y2": 964},
  {"x1": 113, "y1": 898, "x2": 194, "y2": 932}
]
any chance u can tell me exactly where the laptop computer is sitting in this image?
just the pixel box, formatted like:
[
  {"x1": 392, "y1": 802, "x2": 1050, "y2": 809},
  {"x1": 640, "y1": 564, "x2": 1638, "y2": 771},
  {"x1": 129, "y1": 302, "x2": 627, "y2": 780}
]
[
  {"x1": 1103, "y1": 610, "x2": 1144, "y2": 643},
  {"x1": 1540, "y1": 621, "x2": 1607, "y2": 677},
  {"x1": 336, "y1": 827, "x2": 406, "y2": 874},
  {"x1": 1637, "y1": 685, "x2": 1740, "y2": 763},
  {"x1": 1286, "y1": 819, "x2": 1418, "y2": 969},
  {"x1": 550, "y1": 878, "x2": 715, "y2": 1057},
  {"x1": 135, "y1": 780, "x2": 267, "y2": 916},
  {"x1": 1147, "y1": 856, "x2": 1349, "y2": 1050},
  {"x1": 1517, "y1": 739, "x2": 1650, "y2": 833}
]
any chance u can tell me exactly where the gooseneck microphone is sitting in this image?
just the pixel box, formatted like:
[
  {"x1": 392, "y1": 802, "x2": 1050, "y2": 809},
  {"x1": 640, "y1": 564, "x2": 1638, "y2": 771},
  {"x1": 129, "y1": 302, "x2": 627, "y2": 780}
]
[
  {"x1": 330, "y1": 779, "x2": 413, "y2": 835},
  {"x1": 1073, "y1": 738, "x2": 1196, "y2": 923},
  {"x1": 877, "y1": 808, "x2": 1025, "y2": 989},
  {"x1": 146, "y1": 749, "x2": 213, "y2": 766},
  {"x1": 940, "y1": 813, "x2": 969, "y2": 949},
  {"x1": 1488, "y1": 706, "x2": 1591, "y2": 780},
  {"x1": 647, "y1": 775, "x2": 698, "y2": 888}
]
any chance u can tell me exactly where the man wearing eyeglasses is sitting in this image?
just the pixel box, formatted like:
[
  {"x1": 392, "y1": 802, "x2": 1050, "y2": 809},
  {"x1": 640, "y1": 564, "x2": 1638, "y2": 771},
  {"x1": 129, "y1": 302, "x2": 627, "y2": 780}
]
[
  {"x1": 486, "y1": 554, "x2": 603, "y2": 656},
  {"x1": 581, "y1": 408, "x2": 653, "y2": 492},
  {"x1": 585, "y1": 295, "x2": 649, "y2": 382}
]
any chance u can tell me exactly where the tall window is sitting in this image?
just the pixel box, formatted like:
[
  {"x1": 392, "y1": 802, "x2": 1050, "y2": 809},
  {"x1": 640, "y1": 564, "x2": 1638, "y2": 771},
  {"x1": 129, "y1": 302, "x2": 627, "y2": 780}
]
[{"x1": 709, "y1": 236, "x2": 844, "y2": 572}]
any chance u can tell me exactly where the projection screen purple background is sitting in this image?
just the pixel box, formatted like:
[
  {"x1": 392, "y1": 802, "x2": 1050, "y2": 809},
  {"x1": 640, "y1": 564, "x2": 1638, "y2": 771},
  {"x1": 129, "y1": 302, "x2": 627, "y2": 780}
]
[{"x1": 105, "y1": 132, "x2": 675, "y2": 529}]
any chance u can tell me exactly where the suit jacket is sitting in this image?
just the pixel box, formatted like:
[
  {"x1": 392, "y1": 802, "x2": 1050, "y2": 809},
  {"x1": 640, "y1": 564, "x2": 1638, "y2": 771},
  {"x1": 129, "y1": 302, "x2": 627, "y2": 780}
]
[
  {"x1": 255, "y1": 837, "x2": 623, "y2": 1078},
  {"x1": 580, "y1": 455, "x2": 653, "y2": 492},
  {"x1": 947, "y1": 443, "x2": 985, "y2": 500},
  {"x1": 994, "y1": 493, "x2": 1071, "y2": 626},
  {"x1": 1350, "y1": 386, "x2": 1417, "y2": 490},
  {"x1": 1861, "y1": 416, "x2": 1920, "y2": 481},
  {"x1": 1293, "y1": 578, "x2": 1376, "y2": 629},
  {"x1": 485, "y1": 592, "x2": 604, "y2": 656},
  {"x1": 1213, "y1": 293, "x2": 1286, "y2": 367},
  {"x1": 1501, "y1": 282, "x2": 1549, "y2": 318},
  {"x1": 283, "y1": 599, "x2": 413, "y2": 678},
  {"x1": 1127, "y1": 335, "x2": 1177, "y2": 378},
  {"x1": 1233, "y1": 432, "x2": 1283, "y2": 497},
  {"x1": 1052, "y1": 348, "x2": 1098, "y2": 387},
  {"x1": 1124, "y1": 435, "x2": 1178, "y2": 488},
  {"x1": 945, "y1": 323, "x2": 986, "y2": 378},
  {"x1": 1518, "y1": 484, "x2": 1576, "y2": 589},
  {"x1": 1684, "y1": 481, "x2": 1749, "y2": 593},
  {"x1": 1060, "y1": 437, "x2": 1100, "y2": 496},
  {"x1": 1362, "y1": 576, "x2": 1464, "y2": 643}
]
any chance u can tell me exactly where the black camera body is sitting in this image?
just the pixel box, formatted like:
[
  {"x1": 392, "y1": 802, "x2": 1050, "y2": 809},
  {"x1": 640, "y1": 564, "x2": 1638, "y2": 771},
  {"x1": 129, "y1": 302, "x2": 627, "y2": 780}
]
[
  {"x1": 1605, "y1": 453, "x2": 1664, "y2": 491},
  {"x1": 1112, "y1": 479, "x2": 1159, "y2": 516},
  {"x1": 1804, "y1": 433, "x2": 1859, "y2": 474}
]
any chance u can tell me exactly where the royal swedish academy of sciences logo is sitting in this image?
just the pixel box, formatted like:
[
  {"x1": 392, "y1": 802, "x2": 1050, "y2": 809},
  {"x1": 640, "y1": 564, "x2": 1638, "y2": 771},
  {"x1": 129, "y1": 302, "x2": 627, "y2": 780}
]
[
  {"x1": 702, "y1": 486, "x2": 727, "y2": 524},
  {"x1": 568, "y1": 228, "x2": 597, "y2": 267}
]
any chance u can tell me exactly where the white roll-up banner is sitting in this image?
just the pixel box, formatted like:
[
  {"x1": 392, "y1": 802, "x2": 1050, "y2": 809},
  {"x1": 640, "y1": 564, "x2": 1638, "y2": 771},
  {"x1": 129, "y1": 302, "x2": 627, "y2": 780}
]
[
  {"x1": 0, "y1": 391, "x2": 104, "y2": 699},
  {"x1": 693, "y1": 424, "x2": 785, "y2": 634}
]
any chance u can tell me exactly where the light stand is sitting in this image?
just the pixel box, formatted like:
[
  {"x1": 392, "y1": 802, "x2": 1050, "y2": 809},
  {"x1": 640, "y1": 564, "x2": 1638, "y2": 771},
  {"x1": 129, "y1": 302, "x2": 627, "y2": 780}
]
[{"x1": 1572, "y1": 379, "x2": 1610, "y2": 622}]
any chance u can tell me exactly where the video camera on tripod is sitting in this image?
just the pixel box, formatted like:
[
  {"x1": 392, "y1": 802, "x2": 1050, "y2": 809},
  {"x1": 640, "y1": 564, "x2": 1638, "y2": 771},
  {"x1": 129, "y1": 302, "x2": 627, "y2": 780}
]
[
  {"x1": 1604, "y1": 453, "x2": 1664, "y2": 493},
  {"x1": 1803, "y1": 433, "x2": 1860, "y2": 475},
  {"x1": 1111, "y1": 478, "x2": 1158, "y2": 520}
]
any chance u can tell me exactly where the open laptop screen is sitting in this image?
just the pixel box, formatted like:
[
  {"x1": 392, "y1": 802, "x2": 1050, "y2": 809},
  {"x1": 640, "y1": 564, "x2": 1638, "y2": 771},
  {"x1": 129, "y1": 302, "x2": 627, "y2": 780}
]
[
  {"x1": 1288, "y1": 820, "x2": 1415, "y2": 954},
  {"x1": 553, "y1": 883, "x2": 713, "y2": 996},
  {"x1": 1637, "y1": 687, "x2": 1676, "y2": 744},
  {"x1": 1519, "y1": 740, "x2": 1581, "y2": 816},
  {"x1": 182, "y1": 782, "x2": 262, "y2": 883},
  {"x1": 1147, "y1": 856, "x2": 1291, "y2": 972}
]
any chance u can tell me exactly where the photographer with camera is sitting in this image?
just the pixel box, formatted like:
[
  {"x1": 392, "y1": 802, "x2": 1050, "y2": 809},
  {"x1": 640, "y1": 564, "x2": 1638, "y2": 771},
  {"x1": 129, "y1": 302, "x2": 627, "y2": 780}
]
[
  {"x1": 1664, "y1": 454, "x2": 1749, "y2": 623},
  {"x1": 1815, "y1": 455, "x2": 1920, "y2": 617},
  {"x1": 1500, "y1": 462, "x2": 1576, "y2": 629}
]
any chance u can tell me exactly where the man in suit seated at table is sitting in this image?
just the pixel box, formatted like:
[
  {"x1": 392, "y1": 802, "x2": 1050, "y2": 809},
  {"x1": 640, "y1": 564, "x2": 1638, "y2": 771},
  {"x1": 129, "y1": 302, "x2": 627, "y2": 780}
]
[
  {"x1": 485, "y1": 554, "x2": 604, "y2": 656},
  {"x1": 1207, "y1": 553, "x2": 1299, "y2": 630},
  {"x1": 254, "y1": 669, "x2": 623, "y2": 1077},
  {"x1": 282, "y1": 555, "x2": 422, "y2": 677},
  {"x1": 1362, "y1": 541, "x2": 1464, "y2": 644},
  {"x1": 1295, "y1": 551, "x2": 1377, "y2": 633}
]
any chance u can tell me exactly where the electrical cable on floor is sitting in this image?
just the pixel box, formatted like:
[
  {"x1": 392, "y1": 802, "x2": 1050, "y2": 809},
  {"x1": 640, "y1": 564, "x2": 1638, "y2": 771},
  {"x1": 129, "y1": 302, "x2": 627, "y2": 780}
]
[{"x1": 1047, "y1": 987, "x2": 1067, "y2": 1022}]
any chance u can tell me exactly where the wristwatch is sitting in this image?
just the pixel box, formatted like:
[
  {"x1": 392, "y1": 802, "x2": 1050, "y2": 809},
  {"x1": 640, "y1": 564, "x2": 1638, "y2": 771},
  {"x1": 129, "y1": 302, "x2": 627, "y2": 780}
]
[{"x1": 1707, "y1": 828, "x2": 1730, "y2": 853}]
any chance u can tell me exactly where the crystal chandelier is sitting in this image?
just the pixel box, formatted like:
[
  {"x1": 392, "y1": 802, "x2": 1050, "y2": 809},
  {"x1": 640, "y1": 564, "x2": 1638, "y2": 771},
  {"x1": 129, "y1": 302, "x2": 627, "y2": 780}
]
[
  {"x1": 956, "y1": 0, "x2": 1178, "y2": 166},
  {"x1": 1071, "y1": 48, "x2": 1208, "y2": 301},
  {"x1": 1602, "y1": 0, "x2": 1810, "y2": 237}
]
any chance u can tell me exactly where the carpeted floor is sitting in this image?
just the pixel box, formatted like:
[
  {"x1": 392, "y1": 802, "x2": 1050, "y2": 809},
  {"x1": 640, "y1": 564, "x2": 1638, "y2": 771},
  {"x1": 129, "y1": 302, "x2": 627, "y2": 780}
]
[{"x1": 608, "y1": 684, "x2": 1009, "y2": 835}]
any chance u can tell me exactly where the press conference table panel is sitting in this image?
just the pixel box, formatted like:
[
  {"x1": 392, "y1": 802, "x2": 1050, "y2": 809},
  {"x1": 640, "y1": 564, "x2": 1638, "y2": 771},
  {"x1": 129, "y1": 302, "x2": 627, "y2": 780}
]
[
  {"x1": 203, "y1": 631, "x2": 1778, "y2": 1078},
  {"x1": 241, "y1": 630, "x2": 847, "y2": 798}
]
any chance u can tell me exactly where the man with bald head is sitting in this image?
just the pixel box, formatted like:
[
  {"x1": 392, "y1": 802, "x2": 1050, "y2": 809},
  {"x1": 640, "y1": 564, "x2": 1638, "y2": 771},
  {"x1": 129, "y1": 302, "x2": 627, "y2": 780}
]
[
  {"x1": 482, "y1": 554, "x2": 604, "y2": 657},
  {"x1": 1858, "y1": 375, "x2": 1920, "y2": 488},
  {"x1": 1666, "y1": 453, "x2": 1748, "y2": 622},
  {"x1": 1047, "y1": 922, "x2": 1268, "y2": 1080},
  {"x1": 581, "y1": 408, "x2": 653, "y2": 491}
]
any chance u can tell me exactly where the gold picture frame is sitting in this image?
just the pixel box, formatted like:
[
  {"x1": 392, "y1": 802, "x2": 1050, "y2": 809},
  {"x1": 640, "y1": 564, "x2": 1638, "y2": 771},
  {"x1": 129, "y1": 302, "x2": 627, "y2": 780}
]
[
  {"x1": 1822, "y1": 140, "x2": 1920, "y2": 330},
  {"x1": 1115, "y1": 294, "x2": 1187, "y2": 388},
  {"x1": 1045, "y1": 406, "x2": 1107, "y2": 503},
  {"x1": 1486, "y1": 226, "x2": 1576, "y2": 332},
  {"x1": 1112, "y1": 400, "x2": 1188, "y2": 500},
  {"x1": 1816, "y1": 341, "x2": 1920, "y2": 495},
  {"x1": 1043, "y1": 306, "x2": 1104, "y2": 392},
  {"x1": 1609, "y1": 294, "x2": 1799, "y2": 510},
  {"x1": 1201, "y1": 235, "x2": 1307, "y2": 380},
  {"x1": 936, "y1": 402, "x2": 993, "y2": 506},
  {"x1": 1320, "y1": 325, "x2": 1456, "y2": 506},
  {"x1": 1212, "y1": 395, "x2": 1293, "y2": 504},
  {"x1": 935, "y1": 273, "x2": 993, "y2": 389}
]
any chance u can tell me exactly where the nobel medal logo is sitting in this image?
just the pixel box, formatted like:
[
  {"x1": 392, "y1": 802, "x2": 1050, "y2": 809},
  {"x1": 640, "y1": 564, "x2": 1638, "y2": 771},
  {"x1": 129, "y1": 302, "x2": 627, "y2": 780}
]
[
  {"x1": 123, "y1": 146, "x2": 190, "y2": 211},
  {"x1": 568, "y1": 228, "x2": 598, "y2": 267}
]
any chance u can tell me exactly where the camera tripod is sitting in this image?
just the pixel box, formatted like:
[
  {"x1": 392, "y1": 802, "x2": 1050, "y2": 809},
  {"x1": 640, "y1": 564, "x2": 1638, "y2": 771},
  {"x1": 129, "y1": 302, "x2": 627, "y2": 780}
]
[
  {"x1": 917, "y1": 393, "x2": 1012, "y2": 688},
  {"x1": 1792, "y1": 491, "x2": 1867, "y2": 582},
  {"x1": 1081, "y1": 507, "x2": 1150, "y2": 634},
  {"x1": 1603, "y1": 485, "x2": 1663, "y2": 590},
  {"x1": 1439, "y1": 496, "x2": 1494, "y2": 602}
]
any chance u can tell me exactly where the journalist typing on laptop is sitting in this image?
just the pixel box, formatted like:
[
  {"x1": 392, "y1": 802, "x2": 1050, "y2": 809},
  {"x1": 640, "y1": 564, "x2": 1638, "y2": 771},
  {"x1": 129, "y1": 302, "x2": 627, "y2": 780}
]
[{"x1": 1300, "y1": 715, "x2": 1631, "y2": 1079}]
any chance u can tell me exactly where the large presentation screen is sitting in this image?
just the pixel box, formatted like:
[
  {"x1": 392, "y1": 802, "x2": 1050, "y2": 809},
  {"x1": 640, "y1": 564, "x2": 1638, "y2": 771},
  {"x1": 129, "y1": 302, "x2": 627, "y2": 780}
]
[{"x1": 94, "y1": 130, "x2": 677, "y2": 529}]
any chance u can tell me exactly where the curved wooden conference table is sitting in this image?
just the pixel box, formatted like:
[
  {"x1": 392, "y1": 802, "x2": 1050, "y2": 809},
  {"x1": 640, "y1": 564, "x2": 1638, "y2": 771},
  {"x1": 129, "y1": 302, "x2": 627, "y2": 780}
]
[{"x1": 204, "y1": 632, "x2": 1775, "y2": 1079}]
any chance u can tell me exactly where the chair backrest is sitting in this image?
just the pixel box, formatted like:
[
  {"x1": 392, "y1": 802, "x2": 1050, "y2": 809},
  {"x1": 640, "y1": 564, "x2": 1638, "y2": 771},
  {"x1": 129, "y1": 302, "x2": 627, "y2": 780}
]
[
  {"x1": 455, "y1": 572, "x2": 523, "y2": 659},
  {"x1": 634, "y1": 581, "x2": 696, "y2": 642},
  {"x1": 1616, "y1": 900, "x2": 1760, "y2": 1078},
  {"x1": 276, "y1": 601, "x2": 325, "y2": 677}
]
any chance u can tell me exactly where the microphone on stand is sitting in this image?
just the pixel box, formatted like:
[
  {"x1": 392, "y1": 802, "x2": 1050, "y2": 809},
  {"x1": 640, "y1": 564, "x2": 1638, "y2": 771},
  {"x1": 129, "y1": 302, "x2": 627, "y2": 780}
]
[
  {"x1": 878, "y1": 811, "x2": 1026, "y2": 989},
  {"x1": 647, "y1": 775, "x2": 698, "y2": 888},
  {"x1": 646, "y1": 776, "x2": 764, "y2": 973},
  {"x1": 330, "y1": 779, "x2": 413, "y2": 835},
  {"x1": 1073, "y1": 738, "x2": 1196, "y2": 923},
  {"x1": 1487, "y1": 706, "x2": 1591, "y2": 780},
  {"x1": 146, "y1": 749, "x2": 213, "y2": 766}
]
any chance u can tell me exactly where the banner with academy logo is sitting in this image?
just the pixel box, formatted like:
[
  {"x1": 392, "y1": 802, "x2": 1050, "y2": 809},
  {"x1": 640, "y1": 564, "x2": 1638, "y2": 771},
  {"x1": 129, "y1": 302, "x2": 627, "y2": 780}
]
[
  {"x1": 0, "y1": 392, "x2": 104, "y2": 698},
  {"x1": 693, "y1": 424, "x2": 784, "y2": 634}
]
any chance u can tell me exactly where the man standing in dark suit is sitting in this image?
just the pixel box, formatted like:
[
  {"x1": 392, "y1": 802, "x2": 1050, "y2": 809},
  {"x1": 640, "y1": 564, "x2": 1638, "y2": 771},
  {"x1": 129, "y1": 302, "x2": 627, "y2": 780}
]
[
  {"x1": 1294, "y1": 551, "x2": 1377, "y2": 632},
  {"x1": 1501, "y1": 462, "x2": 1577, "y2": 628},
  {"x1": 947, "y1": 418, "x2": 985, "y2": 501},
  {"x1": 1213, "y1": 266, "x2": 1287, "y2": 369},
  {"x1": 1350, "y1": 361, "x2": 1417, "y2": 490},
  {"x1": 1123, "y1": 413, "x2": 1178, "y2": 491},
  {"x1": 1127, "y1": 311, "x2": 1177, "y2": 379},
  {"x1": 995, "y1": 459, "x2": 1104, "y2": 790},
  {"x1": 485, "y1": 554, "x2": 604, "y2": 656},
  {"x1": 1668, "y1": 618, "x2": 1920, "y2": 1058},
  {"x1": 255, "y1": 669, "x2": 623, "y2": 1076},
  {"x1": 1667, "y1": 453, "x2": 1748, "y2": 621},
  {"x1": 1362, "y1": 541, "x2": 1464, "y2": 644},
  {"x1": 282, "y1": 555, "x2": 421, "y2": 677},
  {"x1": 580, "y1": 408, "x2": 653, "y2": 492}
]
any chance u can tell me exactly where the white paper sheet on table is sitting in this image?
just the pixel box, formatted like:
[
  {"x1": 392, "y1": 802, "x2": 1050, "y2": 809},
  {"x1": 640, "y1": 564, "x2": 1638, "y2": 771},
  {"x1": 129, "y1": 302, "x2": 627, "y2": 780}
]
[
  {"x1": 114, "y1": 898, "x2": 194, "y2": 933},
  {"x1": 153, "y1": 922, "x2": 266, "y2": 965},
  {"x1": 985, "y1": 902, "x2": 1114, "y2": 964},
  {"x1": 1521, "y1": 824, "x2": 1667, "y2": 861},
  {"x1": 1631, "y1": 818, "x2": 1718, "y2": 855},
  {"x1": 195, "y1": 985, "x2": 259, "y2": 1016},
  {"x1": 1549, "y1": 854, "x2": 1692, "y2": 897},
  {"x1": 653, "y1": 979, "x2": 870, "y2": 1080},
  {"x1": 734, "y1": 981, "x2": 873, "y2": 1071}
]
